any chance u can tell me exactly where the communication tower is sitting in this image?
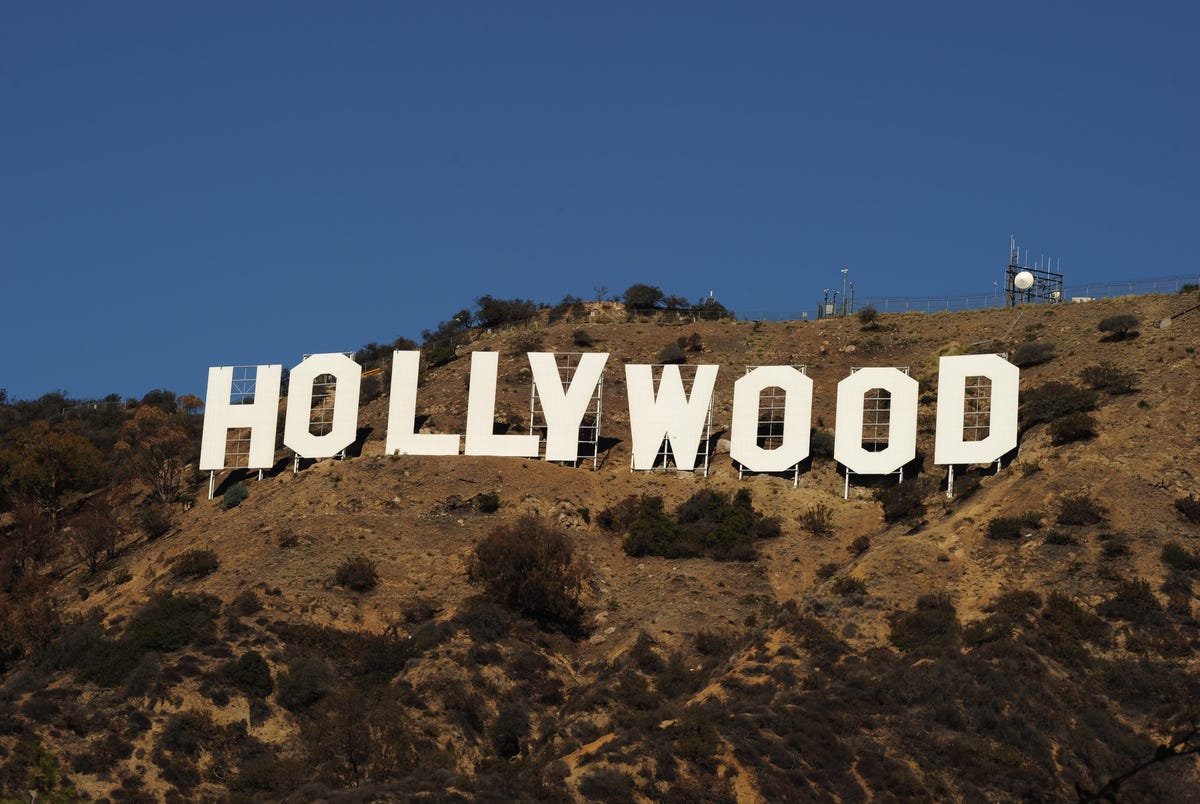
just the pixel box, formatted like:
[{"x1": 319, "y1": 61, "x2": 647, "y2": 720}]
[{"x1": 1005, "y1": 236, "x2": 1064, "y2": 306}]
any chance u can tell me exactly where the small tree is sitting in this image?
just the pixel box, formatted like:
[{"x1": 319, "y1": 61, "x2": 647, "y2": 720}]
[
  {"x1": 857, "y1": 306, "x2": 879, "y2": 329},
  {"x1": 622, "y1": 283, "x2": 664, "y2": 310},
  {"x1": 1098, "y1": 314, "x2": 1139, "y2": 340},
  {"x1": 71, "y1": 498, "x2": 121, "y2": 573},
  {"x1": 467, "y1": 517, "x2": 587, "y2": 634},
  {"x1": 115, "y1": 406, "x2": 195, "y2": 504},
  {"x1": 177, "y1": 394, "x2": 204, "y2": 415}
]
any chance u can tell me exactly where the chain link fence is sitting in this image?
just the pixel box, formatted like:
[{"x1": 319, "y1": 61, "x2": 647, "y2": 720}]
[{"x1": 735, "y1": 275, "x2": 1200, "y2": 322}]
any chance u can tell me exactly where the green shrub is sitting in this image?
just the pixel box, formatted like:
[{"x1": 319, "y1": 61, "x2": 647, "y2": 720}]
[
  {"x1": 620, "y1": 488, "x2": 781, "y2": 561},
  {"x1": 221, "y1": 483, "x2": 249, "y2": 510},
  {"x1": 987, "y1": 517, "x2": 1023, "y2": 541},
  {"x1": 1049, "y1": 412, "x2": 1097, "y2": 444},
  {"x1": 578, "y1": 768, "x2": 636, "y2": 801},
  {"x1": 467, "y1": 517, "x2": 587, "y2": 634},
  {"x1": 677, "y1": 332, "x2": 703, "y2": 352},
  {"x1": 888, "y1": 593, "x2": 961, "y2": 656},
  {"x1": 571, "y1": 329, "x2": 594, "y2": 347},
  {"x1": 1012, "y1": 341, "x2": 1056, "y2": 367},
  {"x1": 1020, "y1": 382, "x2": 1097, "y2": 429},
  {"x1": 596, "y1": 495, "x2": 641, "y2": 532},
  {"x1": 334, "y1": 555, "x2": 378, "y2": 592},
  {"x1": 474, "y1": 295, "x2": 540, "y2": 328},
  {"x1": 1056, "y1": 492, "x2": 1107, "y2": 526},
  {"x1": 547, "y1": 295, "x2": 585, "y2": 323},
  {"x1": 171, "y1": 549, "x2": 219, "y2": 579},
  {"x1": 1098, "y1": 314, "x2": 1139, "y2": 339},
  {"x1": 1080, "y1": 362, "x2": 1136, "y2": 394},
  {"x1": 126, "y1": 594, "x2": 220, "y2": 652},
  {"x1": 221, "y1": 651, "x2": 273, "y2": 698},
  {"x1": 423, "y1": 340, "x2": 457, "y2": 367},
  {"x1": 75, "y1": 594, "x2": 219, "y2": 686},
  {"x1": 623, "y1": 283, "x2": 664, "y2": 309},
  {"x1": 1099, "y1": 534, "x2": 1130, "y2": 559}
]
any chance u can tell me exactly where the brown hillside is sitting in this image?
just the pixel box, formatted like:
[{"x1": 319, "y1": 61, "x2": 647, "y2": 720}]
[{"x1": 4, "y1": 293, "x2": 1199, "y2": 801}]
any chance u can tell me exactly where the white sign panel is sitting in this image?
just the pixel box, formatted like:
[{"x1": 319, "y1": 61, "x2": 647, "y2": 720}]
[
  {"x1": 730, "y1": 366, "x2": 813, "y2": 472},
  {"x1": 385, "y1": 350, "x2": 461, "y2": 456},
  {"x1": 464, "y1": 351, "x2": 539, "y2": 457},
  {"x1": 834, "y1": 367, "x2": 918, "y2": 475},
  {"x1": 528, "y1": 352, "x2": 608, "y2": 462},
  {"x1": 625, "y1": 363, "x2": 718, "y2": 472},
  {"x1": 199, "y1": 365, "x2": 283, "y2": 471},
  {"x1": 933, "y1": 354, "x2": 1019, "y2": 465},
  {"x1": 283, "y1": 353, "x2": 362, "y2": 459}
]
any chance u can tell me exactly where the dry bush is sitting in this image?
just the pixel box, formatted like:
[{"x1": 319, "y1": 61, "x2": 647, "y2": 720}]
[
  {"x1": 171, "y1": 549, "x2": 219, "y2": 579},
  {"x1": 1057, "y1": 492, "x2": 1107, "y2": 526},
  {"x1": 888, "y1": 593, "x2": 961, "y2": 656},
  {"x1": 467, "y1": 517, "x2": 587, "y2": 635},
  {"x1": 800, "y1": 503, "x2": 834, "y2": 537},
  {"x1": 1098, "y1": 314, "x2": 1139, "y2": 340},
  {"x1": 1049, "y1": 412, "x2": 1096, "y2": 445},
  {"x1": 874, "y1": 479, "x2": 926, "y2": 523},
  {"x1": 1080, "y1": 362, "x2": 1136, "y2": 394},
  {"x1": 1174, "y1": 494, "x2": 1200, "y2": 524},
  {"x1": 334, "y1": 555, "x2": 378, "y2": 592},
  {"x1": 657, "y1": 342, "x2": 686, "y2": 364},
  {"x1": 1012, "y1": 341, "x2": 1056, "y2": 367}
]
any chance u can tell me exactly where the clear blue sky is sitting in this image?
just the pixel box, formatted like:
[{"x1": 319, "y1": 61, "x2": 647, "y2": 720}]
[{"x1": 3, "y1": 2, "x2": 1197, "y2": 402}]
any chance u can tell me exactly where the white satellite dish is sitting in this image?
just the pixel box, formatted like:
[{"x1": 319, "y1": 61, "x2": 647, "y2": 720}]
[{"x1": 1014, "y1": 270, "x2": 1035, "y2": 291}]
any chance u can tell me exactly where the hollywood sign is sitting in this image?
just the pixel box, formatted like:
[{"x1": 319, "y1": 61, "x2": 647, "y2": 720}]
[{"x1": 200, "y1": 352, "x2": 1018, "y2": 479}]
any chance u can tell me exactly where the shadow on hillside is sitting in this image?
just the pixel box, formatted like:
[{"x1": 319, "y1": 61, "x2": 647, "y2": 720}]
[
  {"x1": 345, "y1": 426, "x2": 373, "y2": 458},
  {"x1": 595, "y1": 436, "x2": 621, "y2": 470},
  {"x1": 834, "y1": 451, "x2": 928, "y2": 490}
]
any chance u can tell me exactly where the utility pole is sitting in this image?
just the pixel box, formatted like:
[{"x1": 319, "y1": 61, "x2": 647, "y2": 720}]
[{"x1": 841, "y1": 268, "x2": 849, "y2": 315}]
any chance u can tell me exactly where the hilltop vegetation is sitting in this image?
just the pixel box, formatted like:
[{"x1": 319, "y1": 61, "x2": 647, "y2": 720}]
[{"x1": 1, "y1": 288, "x2": 1199, "y2": 800}]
